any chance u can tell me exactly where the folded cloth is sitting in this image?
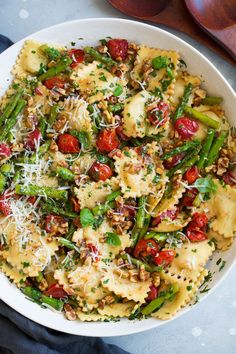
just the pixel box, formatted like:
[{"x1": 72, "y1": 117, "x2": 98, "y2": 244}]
[{"x1": 0, "y1": 36, "x2": 131, "y2": 354}]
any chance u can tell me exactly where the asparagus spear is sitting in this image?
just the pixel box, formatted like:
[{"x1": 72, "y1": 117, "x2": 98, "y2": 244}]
[
  {"x1": 0, "y1": 88, "x2": 23, "y2": 127},
  {"x1": 38, "y1": 56, "x2": 72, "y2": 81},
  {"x1": 15, "y1": 184, "x2": 68, "y2": 201},
  {"x1": 38, "y1": 117, "x2": 47, "y2": 138},
  {"x1": 141, "y1": 283, "x2": 180, "y2": 315},
  {"x1": 41, "y1": 203, "x2": 77, "y2": 218},
  {"x1": 48, "y1": 104, "x2": 59, "y2": 127},
  {"x1": 0, "y1": 172, "x2": 6, "y2": 193},
  {"x1": 205, "y1": 130, "x2": 227, "y2": 166},
  {"x1": 202, "y1": 96, "x2": 223, "y2": 105},
  {"x1": 136, "y1": 196, "x2": 147, "y2": 229},
  {"x1": 92, "y1": 201, "x2": 115, "y2": 216},
  {"x1": 106, "y1": 189, "x2": 122, "y2": 202},
  {"x1": 138, "y1": 214, "x2": 151, "y2": 240},
  {"x1": 0, "y1": 163, "x2": 12, "y2": 176},
  {"x1": 184, "y1": 106, "x2": 220, "y2": 129},
  {"x1": 84, "y1": 46, "x2": 116, "y2": 67},
  {"x1": 167, "y1": 154, "x2": 199, "y2": 178},
  {"x1": 58, "y1": 237, "x2": 80, "y2": 252},
  {"x1": 121, "y1": 254, "x2": 162, "y2": 273},
  {"x1": 162, "y1": 140, "x2": 200, "y2": 160},
  {"x1": 144, "y1": 232, "x2": 169, "y2": 242},
  {"x1": 108, "y1": 103, "x2": 124, "y2": 113},
  {"x1": 57, "y1": 167, "x2": 75, "y2": 181},
  {"x1": 0, "y1": 99, "x2": 26, "y2": 141},
  {"x1": 197, "y1": 129, "x2": 215, "y2": 169},
  {"x1": 173, "y1": 83, "x2": 193, "y2": 121},
  {"x1": 22, "y1": 286, "x2": 64, "y2": 311}
]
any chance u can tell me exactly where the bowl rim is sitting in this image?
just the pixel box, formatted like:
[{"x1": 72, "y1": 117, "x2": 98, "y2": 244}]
[{"x1": 0, "y1": 17, "x2": 235, "y2": 337}]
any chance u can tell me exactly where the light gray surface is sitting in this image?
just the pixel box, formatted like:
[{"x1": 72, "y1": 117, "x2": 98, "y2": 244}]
[{"x1": 1, "y1": 1, "x2": 236, "y2": 353}]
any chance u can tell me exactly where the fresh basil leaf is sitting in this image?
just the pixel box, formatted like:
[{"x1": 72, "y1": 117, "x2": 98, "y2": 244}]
[
  {"x1": 152, "y1": 56, "x2": 169, "y2": 69},
  {"x1": 105, "y1": 232, "x2": 121, "y2": 246},
  {"x1": 78, "y1": 131, "x2": 90, "y2": 149},
  {"x1": 80, "y1": 208, "x2": 94, "y2": 227},
  {"x1": 194, "y1": 177, "x2": 217, "y2": 194},
  {"x1": 113, "y1": 84, "x2": 123, "y2": 97}
]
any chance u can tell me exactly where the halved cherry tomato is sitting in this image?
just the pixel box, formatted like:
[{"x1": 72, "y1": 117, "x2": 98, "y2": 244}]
[
  {"x1": 148, "y1": 101, "x2": 169, "y2": 127},
  {"x1": 164, "y1": 152, "x2": 185, "y2": 169},
  {"x1": 190, "y1": 212, "x2": 208, "y2": 229},
  {"x1": 133, "y1": 239, "x2": 159, "y2": 258},
  {"x1": 116, "y1": 125, "x2": 129, "y2": 141},
  {"x1": 152, "y1": 209, "x2": 178, "y2": 227},
  {"x1": 96, "y1": 129, "x2": 120, "y2": 153},
  {"x1": 0, "y1": 194, "x2": 11, "y2": 216},
  {"x1": 25, "y1": 128, "x2": 41, "y2": 151},
  {"x1": 154, "y1": 249, "x2": 176, "y2": 267},
  {"x1": 184, "y1": 166, "x2": 199, "y2": 184},
  {"x1": 186, "y1": 227, "x2": 207, "y2": 242},
  {"x1": 174, "y1": 117, "x2": 199, "y2": 140},
  {"x1": 44, "y1": 77, "x2": 65, "y2": 90},
  {"x1": 0, "y1": 143, "x2": 11, "y2": 158},
  {"x1": 44, "y1": 283, "x2": 67, "y2": 298},
  {"x1": 71, "y1": 197, "x2": 80, "y2": 212},
  {"x1": 87, "y1": 243, "x2": 99, "y2": 262},
  {"x1": 107, "y1": 39, "x2": 128, "y2": 60},
  {"x1": 45, "y1": 215, "x2": 66, "y2": 234},
  {"x1": 57, "y1": 133, "x2": 80, "y2": 153},
  {"x1": 146, "y1": 285, "x2": 159, "y2": 301},
  {"x1": 68, "y1": 49, "x2": 85, "y2": 68},
  {"x1": 222, "y1": 171, "x2": 236, "y2": 186},
  {"x1": 180, "y1": 188, "x2": 198, "y2": 207},
  {"x1": 88, "y1": 161, "x2": 113, "y2": 181}
]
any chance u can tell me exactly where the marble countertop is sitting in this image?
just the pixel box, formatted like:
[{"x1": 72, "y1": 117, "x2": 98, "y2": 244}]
[{"x1": 1, "y1": 1, "x2": 235, "y2": 353}]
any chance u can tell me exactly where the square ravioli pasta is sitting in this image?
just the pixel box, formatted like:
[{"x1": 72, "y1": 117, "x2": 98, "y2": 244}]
[{"x1": 0, "y1": 37, "x2": 235, "y2": 323}]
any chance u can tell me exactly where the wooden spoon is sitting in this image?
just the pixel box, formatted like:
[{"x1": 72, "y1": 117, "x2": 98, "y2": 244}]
[
  {"x1": 108, "y1": 0, "x2": 236, "y2": 64},
  {"x1": 185, "y1": 0, "x2": 236, "y2": 61}
]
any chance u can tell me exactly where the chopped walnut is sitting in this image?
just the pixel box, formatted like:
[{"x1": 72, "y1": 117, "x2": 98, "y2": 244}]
[
  {"x1": 152, "y1": 272, "x2": 161, "y2": 287},
  {"x1": 97, "y1": 45, "x2": 108, "y2": 54},
  {"x1": 139, "y1": 265, "x2": 150, "y2": 281},
  {"x1": 128, "y1": 269, "x2": 139, "y2": 283},
  {"x1": 38, "y1": 278, "x2": 48, "y2": 291},
  {"x1": 11, "y1": 142, "x2": 24, "y2": 152},
  {"x1": 114, "y1": 268, "x2": 129, "y2": 278},
  {"x1": 107, "y1": 209, "x2": 133, "y2": 234},
  {"x1": 216, "y1": 157, "x2": 229, "y2": 176},
  {"x1": 49, "y1": 140, "x2": 58, "y2": 152},
  {"x1": 193, "y1": 88, "x2": 206, "y2": 106},
  {"x1": 74, "y1": 175, "x2": 90, "y2": 186},
  {"x1": 104, "y1": 295, "x2": 115, "y2": 305},
  {"x1": 24, "y1": 114, "x2": 38, "y2": 129},
  {"x1": 64, "y1": 304, "x2": 77, "y2": 321},
  {"x1": 124, "y1": 161, "x2": 143, "y2": 174},
  {"x1": 116, "y1": 258, "x2": 125, "y2": 267},
  {"x1": 53, "y1": 114, "x2": 67, "y2": 132}
]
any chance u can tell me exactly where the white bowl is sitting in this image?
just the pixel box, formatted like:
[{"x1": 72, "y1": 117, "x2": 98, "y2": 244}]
[{"x1": 0, "y1": 18, "x2": 235, "y2": 337}]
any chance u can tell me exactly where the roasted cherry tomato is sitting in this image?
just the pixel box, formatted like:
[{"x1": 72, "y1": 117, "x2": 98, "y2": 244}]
[
  {"x1": 57, "y1": 133, "x2": 80, "y2": 153},
  {"x1": 96, "y1": 129, "x2": 120, "y2": 153},
  {"x1": 44, "y1": 283, "x2": 67, "y2": 298},
  {"x1": 45, "y1": 215, "x2": 66, "y2": 234},
  {"x1": 44, "y1": 77, "x2": 65, "y2": 90},
  {"x1": 186, "y1": 227, "x2": 207, "y2": 242},
  {"x1": 184, "y1": 166, "x2": 199, "y2": 184},
  {"x1": 222, "y1": 171, "x2": 236, "y2": 186},
  {"x1": 190, "y1": 212, "x2": 208, "y2": 229},
  {"x1": 133, "y1": 239, "x2": 159, "y2": 259},
  {"x1": 154, "y1": 249, "x2": 176, "y2": 267},
  {"x1": 116, "y1": 125, "x2": 129, "y2": 141},
  {"x1": 88, "y1": 161, "x2": 113, "y2": 181},
  {"x1": 68, "y1": 49, "x2": 85, "y2": 68},
  {"x1": 146, "y1": 285, "x2": 159, "y2": 301},
  {"x1": 0, "y1": 143, "x2": 11, "y2": 158},
  {"x1": 152, "y1": 209, "x2": 178, "y2": 227},
  {"x1": 174, "y1": 117, "x2": 199, "y2": 140},
  {"x1": 107, "y1": 39, "x2": 128, "y2": 60},
  {"x1": 164, "y1": 152, "x2": 185, "y2": 169},
  {"x1": 87, "y1": 243, "x2": 99, "y2": 262},
  {"x1": 0, "y1": 194, "x2": 11, "y2": 216},
  {"x1": 180, "y1": 188, "x2": 198, "y2": 207},
  {"x1": 148, "y1": 101, "x2": 169, "y2": 127},
  {"x1": 25, "y1": 128, "x2": 42, "y2": 150}
]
